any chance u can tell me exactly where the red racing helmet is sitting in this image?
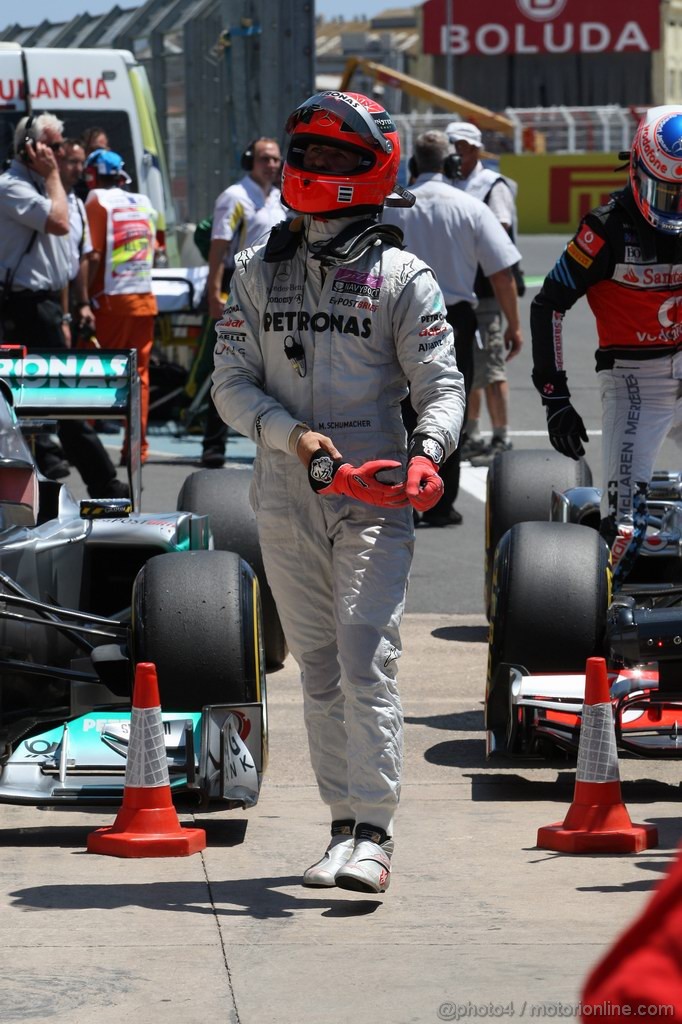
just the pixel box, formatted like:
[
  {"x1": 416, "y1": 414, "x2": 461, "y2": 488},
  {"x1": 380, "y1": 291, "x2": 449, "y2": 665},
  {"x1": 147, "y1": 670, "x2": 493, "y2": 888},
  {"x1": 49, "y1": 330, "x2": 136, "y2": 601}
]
[
  {"x1": 630, "y1": 106, "x2": 682, "y2": 234},
  {"x1": 281, "y1": 91, "x2": 401, "y2": 217}
]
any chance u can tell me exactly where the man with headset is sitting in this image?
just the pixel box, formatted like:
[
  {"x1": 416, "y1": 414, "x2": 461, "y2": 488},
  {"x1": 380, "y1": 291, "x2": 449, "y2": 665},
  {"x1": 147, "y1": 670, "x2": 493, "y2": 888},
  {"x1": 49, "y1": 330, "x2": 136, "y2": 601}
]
[
  {"x1": 0, "y1": 112, "x2": 127, "y2": 498},
  {"x1": 201, "y1": 137, "x2": 285, "y2": 467}
]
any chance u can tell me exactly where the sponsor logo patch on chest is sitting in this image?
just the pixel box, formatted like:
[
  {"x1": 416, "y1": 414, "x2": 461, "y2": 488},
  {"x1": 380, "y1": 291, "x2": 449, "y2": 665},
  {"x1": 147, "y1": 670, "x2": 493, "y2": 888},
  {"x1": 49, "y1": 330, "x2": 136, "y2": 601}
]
[
  {"x1": 262, "y1": 310, "x2": 371, "y2": 337},
  {"x1": 613, "y1": 263, "x2": 682, "y2": 287},
  {"x1": 332, "y1": 267, "x2": 383, "y2": 300}
]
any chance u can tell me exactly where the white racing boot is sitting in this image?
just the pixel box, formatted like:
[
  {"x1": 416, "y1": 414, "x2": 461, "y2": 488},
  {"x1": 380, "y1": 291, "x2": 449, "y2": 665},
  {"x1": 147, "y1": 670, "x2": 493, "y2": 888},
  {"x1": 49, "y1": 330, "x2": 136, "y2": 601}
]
[
  {"x1": 302, "y1": 821, "x2": 355, "y2": 887},
  {"x1": 335, "y1": 824, "x2": 393, "y2": 894}
]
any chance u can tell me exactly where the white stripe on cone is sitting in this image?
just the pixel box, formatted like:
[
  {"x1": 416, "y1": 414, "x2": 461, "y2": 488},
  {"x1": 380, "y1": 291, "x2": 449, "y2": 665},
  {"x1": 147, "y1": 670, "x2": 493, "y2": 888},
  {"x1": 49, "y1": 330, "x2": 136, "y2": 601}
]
[
  {"x1": 576, "y1": 702, "x2": 619, "y2": 784},
  {"x1": 124, "y1": 705, "x2": 169, "y2": 789}
]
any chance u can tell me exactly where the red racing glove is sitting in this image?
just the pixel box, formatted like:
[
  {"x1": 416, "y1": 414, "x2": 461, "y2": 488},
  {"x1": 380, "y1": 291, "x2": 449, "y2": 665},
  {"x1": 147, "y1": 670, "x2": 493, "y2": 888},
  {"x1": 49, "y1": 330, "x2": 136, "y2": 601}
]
[
  {"x1": 405, "y1": 434, "x2": 445, "y2": 512},
  {"x1": 308, "y1": 449, "x2": 409, "y2": 508}
]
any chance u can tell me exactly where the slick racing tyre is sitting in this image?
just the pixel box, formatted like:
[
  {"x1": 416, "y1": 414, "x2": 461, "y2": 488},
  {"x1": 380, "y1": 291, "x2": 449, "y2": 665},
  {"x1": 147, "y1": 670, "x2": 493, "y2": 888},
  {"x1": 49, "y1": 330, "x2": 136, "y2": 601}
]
[
  {"x1": 177, "y1": 468, "x2": 287, "y2": 669},
  {"x1": 132, "y1": 549, "x2": 266, "y2": 713},
  {"x1": 486, "y1": 521, "x2": 609, "y2": 754},
  {"x1": 484, "y1": 449, "x2": 592, "y2": 620}
]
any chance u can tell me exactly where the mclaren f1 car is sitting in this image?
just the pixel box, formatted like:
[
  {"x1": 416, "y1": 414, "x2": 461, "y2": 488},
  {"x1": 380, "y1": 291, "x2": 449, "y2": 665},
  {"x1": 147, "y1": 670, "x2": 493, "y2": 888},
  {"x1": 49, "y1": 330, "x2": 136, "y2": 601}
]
[
  {"x1": 484, "y1": 449, "x2": 682, "y2": 760},
  {"x1": 0, "y1": 348, "x2": 268, "y2": 809}
]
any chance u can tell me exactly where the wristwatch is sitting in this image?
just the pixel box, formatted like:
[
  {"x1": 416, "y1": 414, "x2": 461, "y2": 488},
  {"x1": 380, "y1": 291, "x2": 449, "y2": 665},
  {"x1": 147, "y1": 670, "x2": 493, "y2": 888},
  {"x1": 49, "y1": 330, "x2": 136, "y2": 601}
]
[{"x1": 61, "y1": 313, "x2": 73, "y2": 325}]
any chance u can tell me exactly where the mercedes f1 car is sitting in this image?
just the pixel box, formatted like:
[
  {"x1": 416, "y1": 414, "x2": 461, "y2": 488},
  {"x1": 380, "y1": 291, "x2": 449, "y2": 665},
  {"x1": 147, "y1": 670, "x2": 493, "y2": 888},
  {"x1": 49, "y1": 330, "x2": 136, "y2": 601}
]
[
  {"x1": 0, "y1": 349, "x2": 269, "y2": 809},
  {"x1": 485, "y1": 449, "x2": 682, "y2": 760}
]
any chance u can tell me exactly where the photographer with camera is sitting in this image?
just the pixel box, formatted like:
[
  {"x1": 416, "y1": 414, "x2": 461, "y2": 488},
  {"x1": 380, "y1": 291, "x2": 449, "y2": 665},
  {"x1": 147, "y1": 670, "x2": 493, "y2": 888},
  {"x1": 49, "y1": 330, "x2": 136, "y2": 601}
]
[{"x1": 0, "y1": 112, "x2": 127, "y2": 498}]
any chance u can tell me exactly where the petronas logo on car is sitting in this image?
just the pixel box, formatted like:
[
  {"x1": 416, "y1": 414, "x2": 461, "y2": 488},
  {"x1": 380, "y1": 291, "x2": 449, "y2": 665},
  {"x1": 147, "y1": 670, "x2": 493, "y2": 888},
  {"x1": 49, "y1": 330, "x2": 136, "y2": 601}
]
[{"x1": 0, "y1": 353, "x2": 129, "y2": 385}]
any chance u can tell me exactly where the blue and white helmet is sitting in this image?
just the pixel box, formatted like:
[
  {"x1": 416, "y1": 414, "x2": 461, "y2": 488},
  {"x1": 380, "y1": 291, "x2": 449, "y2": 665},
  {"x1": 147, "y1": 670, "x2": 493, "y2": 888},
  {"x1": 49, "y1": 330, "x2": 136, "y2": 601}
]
[{"x1": 630, "y1": 106, "x2": 682, "y2": 234}]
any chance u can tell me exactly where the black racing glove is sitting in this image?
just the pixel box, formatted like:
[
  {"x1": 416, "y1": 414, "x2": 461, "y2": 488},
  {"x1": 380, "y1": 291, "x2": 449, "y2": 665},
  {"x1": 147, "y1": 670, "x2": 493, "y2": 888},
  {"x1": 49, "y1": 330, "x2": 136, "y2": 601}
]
[
  {"x1": 532, "y1": 369, "x2": 588, "y2": 461},
  {"x1": 545, "y1": 399, "x2": 588, "y2": 460}
]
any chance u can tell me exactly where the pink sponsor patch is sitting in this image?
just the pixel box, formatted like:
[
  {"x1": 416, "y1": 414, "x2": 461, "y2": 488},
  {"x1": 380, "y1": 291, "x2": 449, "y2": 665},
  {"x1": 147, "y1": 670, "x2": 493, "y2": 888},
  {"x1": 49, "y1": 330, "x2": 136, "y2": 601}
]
[{"x1": 335, "y1": 268, "x2": 383, "y2": 288}]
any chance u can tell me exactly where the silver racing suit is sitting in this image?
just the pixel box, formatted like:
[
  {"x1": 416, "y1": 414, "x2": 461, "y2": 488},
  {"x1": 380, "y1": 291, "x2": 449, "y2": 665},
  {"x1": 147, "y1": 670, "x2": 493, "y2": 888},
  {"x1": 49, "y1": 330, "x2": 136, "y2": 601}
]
[{"x1": 212, "y1": 215, "x2": 464, "y2": 833}]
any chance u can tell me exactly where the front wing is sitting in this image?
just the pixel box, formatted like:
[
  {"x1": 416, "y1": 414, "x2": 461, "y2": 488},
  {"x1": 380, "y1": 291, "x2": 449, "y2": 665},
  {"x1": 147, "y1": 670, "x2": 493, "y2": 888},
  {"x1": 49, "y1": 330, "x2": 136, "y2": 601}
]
[
  {"x1": 487, "y1": 665, "x2": 682, "y2": 758},
  {"x1": 0, "y1": 703, "x2": 265, "y2": 809}
]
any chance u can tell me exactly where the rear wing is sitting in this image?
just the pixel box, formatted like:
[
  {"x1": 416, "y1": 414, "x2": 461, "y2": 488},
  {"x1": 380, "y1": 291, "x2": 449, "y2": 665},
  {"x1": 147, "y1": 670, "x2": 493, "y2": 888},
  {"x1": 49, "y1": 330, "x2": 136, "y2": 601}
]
[{"x1": 0, "y1": 348, "x2": 141, "y2": 512}]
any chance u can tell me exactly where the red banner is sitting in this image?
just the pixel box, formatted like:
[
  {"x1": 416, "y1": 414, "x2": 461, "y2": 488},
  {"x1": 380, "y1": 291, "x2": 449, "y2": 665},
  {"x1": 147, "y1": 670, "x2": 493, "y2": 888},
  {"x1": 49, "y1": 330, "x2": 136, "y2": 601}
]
[{"x1": 422, "y1": 0, "x2": 660, "y2": 57}]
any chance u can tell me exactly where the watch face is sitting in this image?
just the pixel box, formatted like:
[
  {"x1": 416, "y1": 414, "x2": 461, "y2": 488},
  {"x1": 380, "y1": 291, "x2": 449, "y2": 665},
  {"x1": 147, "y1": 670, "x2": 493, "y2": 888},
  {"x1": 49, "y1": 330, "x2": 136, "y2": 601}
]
[
  {"x1": 310, "y1": 453, "x2": 335, "y2": 485},
  {"x1": 422, "y1": 437, "x2": 444, "y2": 465}
]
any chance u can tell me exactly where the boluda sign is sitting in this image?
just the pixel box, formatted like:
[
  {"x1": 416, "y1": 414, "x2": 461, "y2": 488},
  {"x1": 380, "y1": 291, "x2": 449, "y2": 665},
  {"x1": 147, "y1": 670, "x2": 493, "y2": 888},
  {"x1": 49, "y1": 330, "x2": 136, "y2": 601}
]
[{"x1": 422, "y1": 0, "x2": 661, "y2": 56}]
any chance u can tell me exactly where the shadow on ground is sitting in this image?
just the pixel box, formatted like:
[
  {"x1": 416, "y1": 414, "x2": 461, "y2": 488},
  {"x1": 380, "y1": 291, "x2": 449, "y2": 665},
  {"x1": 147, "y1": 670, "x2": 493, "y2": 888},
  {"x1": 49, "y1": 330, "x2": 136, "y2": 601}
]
[
  {"x1": 0, "y1": 817, "x2": 248, "y2": 849},
  {"x1": 8, "y1": 876, "x2": 382, "y2": 919},
  {"x1": 431, "y1": 625, "x2": 488, "y2": 644},
  {"x1": 405, "y1": 709, "x2": 483, "y2": 732}
]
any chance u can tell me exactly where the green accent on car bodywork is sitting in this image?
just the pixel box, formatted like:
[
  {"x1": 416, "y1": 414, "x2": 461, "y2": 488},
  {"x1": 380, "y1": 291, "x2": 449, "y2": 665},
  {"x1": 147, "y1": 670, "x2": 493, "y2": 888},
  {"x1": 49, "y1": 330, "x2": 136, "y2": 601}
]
[
  {"x1": 16, "y1": 712, "x2": 202, "y2": 767},
  {"x1": 1, "y1": 353, "x2": 132, "y2": 411}
]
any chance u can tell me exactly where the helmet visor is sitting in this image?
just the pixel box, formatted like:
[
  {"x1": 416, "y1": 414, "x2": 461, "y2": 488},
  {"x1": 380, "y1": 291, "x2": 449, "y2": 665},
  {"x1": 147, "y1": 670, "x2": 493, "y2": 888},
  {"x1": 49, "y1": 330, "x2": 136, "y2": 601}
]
[
  {"x1": 287, "y1": 134, "x2": 375, "y2": 176},
  {"x1": 285, "y1": 92, "x2": 394, "y2": 155},
  {"x1": 639, "y1": 172, "x2": 682, "y2": 215}
]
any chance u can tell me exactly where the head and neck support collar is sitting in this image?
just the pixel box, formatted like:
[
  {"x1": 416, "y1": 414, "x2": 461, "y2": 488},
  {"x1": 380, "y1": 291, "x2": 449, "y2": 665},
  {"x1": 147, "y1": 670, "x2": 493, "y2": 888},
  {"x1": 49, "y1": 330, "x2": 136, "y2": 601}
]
[{"x1": 263, "y1": 216, "x2": 405, "y2": 265}]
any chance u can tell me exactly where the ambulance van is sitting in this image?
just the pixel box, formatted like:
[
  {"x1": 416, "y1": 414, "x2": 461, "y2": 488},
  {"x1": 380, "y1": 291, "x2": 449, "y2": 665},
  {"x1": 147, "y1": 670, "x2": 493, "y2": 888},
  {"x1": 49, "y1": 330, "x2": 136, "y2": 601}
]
[{"x1": 0, "y1": 44, "x2": 179, "y2": 264}]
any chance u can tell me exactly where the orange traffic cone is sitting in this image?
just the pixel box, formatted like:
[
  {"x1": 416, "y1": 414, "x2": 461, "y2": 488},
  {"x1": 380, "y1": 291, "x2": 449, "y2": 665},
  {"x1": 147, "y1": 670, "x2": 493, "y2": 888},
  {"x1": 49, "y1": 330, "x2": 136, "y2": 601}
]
[
  {"x1": 87, "y1": 662, "x2": 206, "y2": 858},
  {"x1": 537, "y1": 657, "x2": 658, "y2": 854}
]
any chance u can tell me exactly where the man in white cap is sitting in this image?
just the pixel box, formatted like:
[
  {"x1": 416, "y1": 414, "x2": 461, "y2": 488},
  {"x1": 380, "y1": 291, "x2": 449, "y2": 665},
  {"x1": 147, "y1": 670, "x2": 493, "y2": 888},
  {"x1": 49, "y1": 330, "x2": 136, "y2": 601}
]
[
  {"x1": 384, "y1": 129, "x2": 522, "y2": 526},
  {"x1": 446, "y1": 121, "x2": 523, "y2": 465}
]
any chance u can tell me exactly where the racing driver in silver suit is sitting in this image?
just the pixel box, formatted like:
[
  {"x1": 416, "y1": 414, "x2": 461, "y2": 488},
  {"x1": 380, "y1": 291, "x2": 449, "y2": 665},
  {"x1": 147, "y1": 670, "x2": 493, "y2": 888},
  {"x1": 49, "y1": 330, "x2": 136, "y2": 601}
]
[
  {"x1": 531, "y1": 105, "x2": 682, "y2": 582},
  {"x1": 211, "y1": 91, "x2": 465, "y2": 894}
]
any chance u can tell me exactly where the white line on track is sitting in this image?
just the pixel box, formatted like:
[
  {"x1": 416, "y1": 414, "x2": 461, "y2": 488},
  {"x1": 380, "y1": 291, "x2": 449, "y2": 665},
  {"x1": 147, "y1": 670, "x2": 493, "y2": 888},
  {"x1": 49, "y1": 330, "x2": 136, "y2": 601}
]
[
  {"x1": 458, "y1": 429, "x2": 603, "y2": 503},
  {"x1": 460, "y1": 464, "x2": 489, "y2": 503},
  {"x1": 510, "y1": 430, "x2": 602, "y2": 437}
]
